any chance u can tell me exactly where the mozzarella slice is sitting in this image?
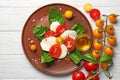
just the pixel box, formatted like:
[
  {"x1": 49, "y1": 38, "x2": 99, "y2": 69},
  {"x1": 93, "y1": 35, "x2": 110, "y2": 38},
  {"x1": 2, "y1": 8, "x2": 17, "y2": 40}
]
[
  {"x1": 50, "y1": 21, "x2": 60, "y2": 32},
  {"x1": 61, "y1": 30, "x2": 77, "y2": 39},
  {"x1": 58, "y1": 44, "x2": 68, "y2": 59},
  {"x1": 40, "y1": 37, "x2": 56, "y2": 51}
]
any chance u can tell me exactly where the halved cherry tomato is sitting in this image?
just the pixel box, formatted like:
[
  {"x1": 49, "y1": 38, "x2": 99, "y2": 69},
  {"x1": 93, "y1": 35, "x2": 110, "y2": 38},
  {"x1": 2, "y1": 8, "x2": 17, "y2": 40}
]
[
  {"x1": 72, "y1": 71, "x2": 85, "y2": 80},
  {"x1": 44, "y1": 30, "x2": 56, "y2": 38},
  {"x1": 86, "y1": 73, "x2": 100, "y2": 80},
  {"x1": 106, "y1": 24, "x2": 114, "y2": 35},
  {"x1": 84, "y1": 61, "x2": 99, "y2": 72},
  {"x1": 64, "y1": 37, "x2": 75, "y2": 52},
  {"x1": 90, "y1": 9, "x2": 101, "y2": 21},
  {"x1": 107, "y1": 35, "x2": 117, "y2": 45},
  {"x1": 49, "y1": 44, "x2": 62, "y2": 58},
  {"x1": 56, "y1": 24, "x2": 67, "y2": 36},
  {"x1": 93, "y1": 28, "x2": 103, "y2": 39}
]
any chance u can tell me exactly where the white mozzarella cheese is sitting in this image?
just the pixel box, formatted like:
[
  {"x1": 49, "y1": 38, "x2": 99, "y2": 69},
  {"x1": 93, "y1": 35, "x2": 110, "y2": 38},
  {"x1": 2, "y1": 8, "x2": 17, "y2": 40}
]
[{"x1": 50, "y1": 21, "x2": 60, "y2": 32}]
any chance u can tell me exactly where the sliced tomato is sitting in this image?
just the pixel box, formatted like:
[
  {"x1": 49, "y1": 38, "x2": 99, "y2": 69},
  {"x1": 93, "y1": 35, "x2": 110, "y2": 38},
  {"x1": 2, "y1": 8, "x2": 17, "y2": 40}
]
[
  {"x1": 64, "y1": 37, "x2": 75, "y2": 52},
  {"x1": 44, "y1": 30, "x2": 56, "y2": 38},
  {"x1": 56, "y1": 24, "x2": 67, "y2": 36},
  {"x1": 49, "y1": 44, "x2": 62, "y2": 58},
  {"x1": 90, "y1": 9, "x2": 101, "y2": 21}
]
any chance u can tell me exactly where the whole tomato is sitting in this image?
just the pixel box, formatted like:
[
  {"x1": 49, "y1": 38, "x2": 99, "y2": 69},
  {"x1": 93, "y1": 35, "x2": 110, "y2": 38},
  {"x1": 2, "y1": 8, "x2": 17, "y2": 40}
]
[
  {"x1": 72, "y1": 71, "x2": 85, "y2": 80},
  {"x1": 86, "y1": 73, "x2": 100, "y2": 80},
  {"x1": 84, "y1": 61, "x2": 99, "y2": 72}
]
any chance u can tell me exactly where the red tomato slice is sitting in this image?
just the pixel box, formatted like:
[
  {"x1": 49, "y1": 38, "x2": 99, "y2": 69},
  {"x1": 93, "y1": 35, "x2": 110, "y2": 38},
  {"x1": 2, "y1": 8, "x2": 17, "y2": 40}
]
[
  {"x1": 56, "y1": 24, "x2": 67, "y2": 36},
  {"x1": 64, "y1": 37, "x2": 75, "y2": 52},
  {"x1": 44, "y1": 30, "x2": 56, "y2": 38},
  {"x1": 90, "y1": 9, "x2": 101, "y2": 21},
  {"x1": 49, "y1": 44, "x2": 62, "y2": 58}
]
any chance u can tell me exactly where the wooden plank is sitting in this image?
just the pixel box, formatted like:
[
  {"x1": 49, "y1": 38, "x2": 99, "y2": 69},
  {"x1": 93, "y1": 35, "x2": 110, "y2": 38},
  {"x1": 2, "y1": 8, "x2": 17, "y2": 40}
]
[
  {"x1": 0, "y1": 54, "x2": 120, "y2": 79},
  {"x1": 0, "y1": 0, "x2": 120, "y2": 7},
  {"x1": 0, "y1": 7, "x2": 120, "y2": 31}
]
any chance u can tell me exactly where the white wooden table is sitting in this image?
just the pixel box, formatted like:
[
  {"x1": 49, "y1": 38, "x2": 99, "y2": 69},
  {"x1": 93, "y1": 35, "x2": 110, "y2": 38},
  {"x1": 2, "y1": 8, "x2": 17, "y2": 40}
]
[{"x1": 0, "y1": 0, "x2": 120, "y2": 80}]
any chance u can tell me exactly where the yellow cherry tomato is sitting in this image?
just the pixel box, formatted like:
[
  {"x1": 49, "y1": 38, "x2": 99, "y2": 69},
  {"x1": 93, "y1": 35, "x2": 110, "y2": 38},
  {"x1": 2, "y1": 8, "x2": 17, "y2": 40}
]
[
  {"x1": 30, "y1": 44, "x2": 37, "y2": 51},
  {"x1": 108, "y1": 13, "x2": 117, "y2": 23},
  {"x1": 83, "y1": 3, "x2": 92, "y2": 12},
  {"x1": 64, "y1": 10, "x2": 73, "y2": 19},
  {"x1": 95, "y1": 19, "x2": 104, "y2": 28},
  {"x1": 56, "y1": 36, "x2": 64, "y2": 45}
]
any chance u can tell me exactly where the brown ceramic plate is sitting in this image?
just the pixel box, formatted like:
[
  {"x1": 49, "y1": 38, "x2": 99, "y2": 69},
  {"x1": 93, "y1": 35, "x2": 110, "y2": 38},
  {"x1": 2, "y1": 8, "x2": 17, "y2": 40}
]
[{"x1": 22, "y1": 3, "x2": 93, "y2": 75}]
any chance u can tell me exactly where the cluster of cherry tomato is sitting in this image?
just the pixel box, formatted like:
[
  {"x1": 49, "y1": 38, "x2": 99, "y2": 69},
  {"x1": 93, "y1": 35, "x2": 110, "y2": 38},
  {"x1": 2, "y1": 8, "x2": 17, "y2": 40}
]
[{"x1": 72, "y1": 61, "x2": 99, "y2": 80}]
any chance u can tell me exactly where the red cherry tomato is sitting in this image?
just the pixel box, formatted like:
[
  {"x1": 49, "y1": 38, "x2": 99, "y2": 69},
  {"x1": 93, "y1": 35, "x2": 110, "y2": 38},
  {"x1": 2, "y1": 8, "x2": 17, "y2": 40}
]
[
  {"x1": 44, "y1": 30, "x2": 56, "y2": 38},
  {"x1": 56, "y1": 24, "x2": 67, "y2": 36},
  {"x1": 72, "y1": 71, "x2": 85, "y2": 80},
  {"x1": 86, "y1": 74, "x2": 100, "y2": 80},
  {"x1": 90, "y1": 9, "x2": 101, "y2": 21},
  {"x1": 64, "y1": 37, "x2": 75, "y2": 52},
  {"x1": 84, "y1": 61, "x2": 99, "y2": 72},
  {"x1": 49, "y1": 44, "x2": 62, "y2": 58}
]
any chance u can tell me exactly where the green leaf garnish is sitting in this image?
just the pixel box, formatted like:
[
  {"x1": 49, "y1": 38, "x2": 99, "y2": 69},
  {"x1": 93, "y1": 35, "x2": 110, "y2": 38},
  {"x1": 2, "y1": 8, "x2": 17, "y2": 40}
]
[
  {"x1": 83, "y1": 53, "x2": 98, "y2": 64},
  {"x1": 100, "y1": 54, "x2": 113, "y2": 63},
  {"x1": 49, "y1": 7, "x2": 65, "y2": 24},
  {"x1": 41, "y1": 51, "x2": 54, "y2": 63},
  {"x1": 33, "y1": 25, "x2": 49, "y2": 40},
  {"x1": 69, "y1": 49, "x2": 83, "y2": 64},
  {"x1": 71, "y1": 23, "x2": 85, "y2": 34}
]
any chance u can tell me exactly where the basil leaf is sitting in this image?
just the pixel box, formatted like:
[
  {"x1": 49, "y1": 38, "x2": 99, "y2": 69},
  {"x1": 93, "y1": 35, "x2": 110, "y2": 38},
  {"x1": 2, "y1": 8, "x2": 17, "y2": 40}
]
[
  {"x1": 33, "y1": 25, "x2": 49, "y2": 40},
  {"x1": 49, "y1": 7, "x2": 65, "y2": 24},
  {"x1": 100, "y1": 54, "x2": 113, "y2": 63},
  {"x1": 83, "y1": 54, "x2": 98, "y2": 64},
  {"x1": 71, "y1": 23, "x2": 85, "y2": 35},
  {"x1": 41, "y1": 51, "x2": 54, "y2": 63},
  {"x1": 69, "y1": 49, "x2": 83, "y2": 64}
]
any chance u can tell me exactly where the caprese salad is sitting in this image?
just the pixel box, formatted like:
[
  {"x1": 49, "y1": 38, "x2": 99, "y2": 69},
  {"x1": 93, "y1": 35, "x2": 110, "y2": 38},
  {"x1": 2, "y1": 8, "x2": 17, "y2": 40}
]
[{"x1": 33, "y1": 7, "x2": 85, "y2": 63}]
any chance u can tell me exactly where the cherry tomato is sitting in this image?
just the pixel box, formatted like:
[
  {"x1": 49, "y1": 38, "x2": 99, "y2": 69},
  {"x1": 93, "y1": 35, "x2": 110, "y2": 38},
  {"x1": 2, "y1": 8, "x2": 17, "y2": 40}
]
[
  {"x1": 95, "y1": 19, "x2": 104, "y2": 28},
  {"x1": 90, "y1": 9, "x2": 101, "y2": 21},
  {"x1": 64, "y1": 10, "x2": 73, "y2": 19},
  {"x1": 86, "y1": 74, "x2": 100, "y2": 80},
  {"x1": 44, "y1": 30, "x2": 56, "y2": 38},
  {"x1": 107, "y1": 35, "x2": 117, "y2": 45},
  {"x1": 106, "y1": 24, "x2": 114, "y2": 35},
  {"x1": 56, "y1": 24, "x2": 67, "y2": 36},
  {"x1": 104, "y1": 46, "x2": 114, "y2": 56},
  {"x1": 30, "y1": 44, "x2": 37, "y2": 51},
  {"x1": 49, "y1": 44, "x2": 62, "y2": 58},
  {"x1": 64, "y1": 37, "x2": 75, "y2": 52},
  {"x1": 72, "y1": 71, "x2": 85, "y2": 80},
  {"x1": 92, "y1": 49, "x2": 101, "y2": 59},
  {"x1": 93, "y1": 28, "x2": 103, "y2": 39},
  {"x1": 100, "y1": 62, "x2": 109, "y2": 69},
  {"x1": 93, "y1": 40, "x2": 103, "y2": 50},
  {"x1": 108, "y1": 13, "x2": 117, "y2": 23},
  {"x1": 84, "y1": 61, "x2": 99, "y2": 72}
]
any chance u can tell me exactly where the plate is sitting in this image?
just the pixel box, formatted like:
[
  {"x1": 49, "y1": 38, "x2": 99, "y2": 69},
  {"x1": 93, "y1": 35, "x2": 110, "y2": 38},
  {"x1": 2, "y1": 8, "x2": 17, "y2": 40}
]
[{"x1": 22, "y1": 3, "x2": 93, "y2": 75}]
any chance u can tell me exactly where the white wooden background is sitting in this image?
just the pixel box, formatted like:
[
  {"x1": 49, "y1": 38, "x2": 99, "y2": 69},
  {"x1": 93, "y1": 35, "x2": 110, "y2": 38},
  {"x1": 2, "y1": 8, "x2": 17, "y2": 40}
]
[{"x1": 0, "y1": 0, "x2": 120, "y2": 80}]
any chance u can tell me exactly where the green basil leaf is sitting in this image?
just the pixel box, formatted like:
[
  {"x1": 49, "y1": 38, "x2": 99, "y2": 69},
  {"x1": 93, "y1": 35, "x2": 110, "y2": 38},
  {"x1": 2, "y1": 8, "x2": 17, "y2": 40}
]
[
  {"x1": 69, "y1": 49, "x2": 83, "y2": 64},
  {"x1": 71, "y1": 23, "x2": 85, "y2": 35},
  {"x1": 49, "y1": 7, "x2": 65, "y2": 24},
  {"x1": 41, "y1": 51, "x2": 54, "y2": 63},
  {"x1": 100, "y1": 54, "x2": 113, "y2": 63},
  {"x1": 33, "y1": 25, "x2": 49, "y2": 40},
  {"x1": 83, "y1": 54, "x2": 98, "y2": 64}
]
